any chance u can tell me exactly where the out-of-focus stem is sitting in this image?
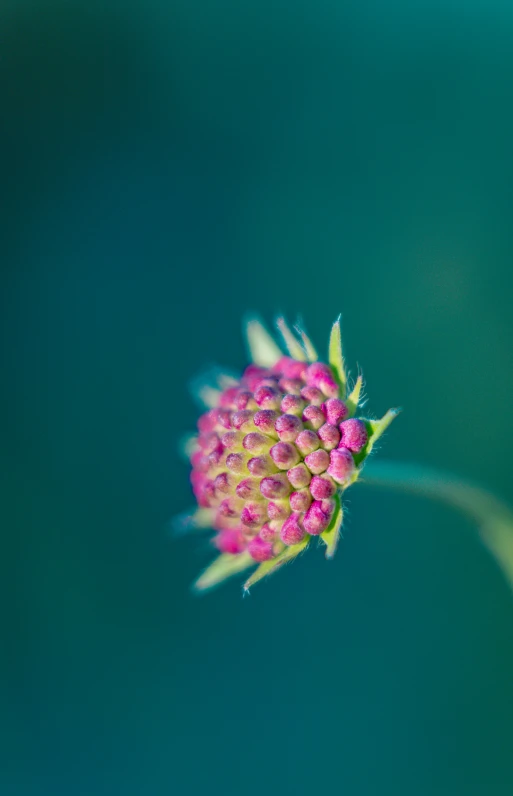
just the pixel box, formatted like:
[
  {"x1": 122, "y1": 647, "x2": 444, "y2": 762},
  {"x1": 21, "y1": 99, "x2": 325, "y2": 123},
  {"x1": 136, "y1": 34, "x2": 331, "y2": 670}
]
[{"x1": 360, "y1": 460, "x2": 513, "y2": 593}]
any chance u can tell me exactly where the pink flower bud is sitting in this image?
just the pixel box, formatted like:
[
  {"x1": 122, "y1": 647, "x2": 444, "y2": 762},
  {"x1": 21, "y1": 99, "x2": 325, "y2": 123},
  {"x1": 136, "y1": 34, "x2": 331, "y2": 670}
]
[
  {"x1": 339, "y1": 418, "x2": 368, "y2": 453},
  {"x1": 215, "y1": 528, "x2": 246, "y2": 554},
  {"x1": 220, "y1": 387, "x2": 239, "y2": 408},
  {"x1": 254, "y1": 385, "x2": 281, "y2": 410},
  {"x1": 198, "y1": 432, "x2": 220, "y2": 453},
  {"x1": 207, "y1": 446, "x2": 225, "y2": 470},
  {"x1": 321, "y1": 398, "x2": 348, "y2": 426},
  {"x1": 197, "y1": 410, "x2": 217, "y2": 433},
  {"x1": 248, "y1": 535, "x2": 275, "y2": 562},
  {"x1": 267, "y1": 500, "x2": 290, "y2": 521},
  {"x1": 190, "y1": 450, "x2": 209, "y2": 472},
  {"x1": 280, "y1": 394, "x2": 305, "y2": 416},
  {"x1": 303, "y1": 498, "x2": 335, "y2": 535},
  {"x1": 287, "y1": 463, "x2": 312, "y2": 489},
  {"x1": 215, "y1": 409, "x2": 233, "y2": 430},
  {"x1": 247, "y1": 455, "x2": 278, "y2": 476},
  {"x1": 274, "y1": 357, "x2": 307, "y2": 380},
  {"x1": 260, "y1": 522, "x2": 279, "y2": 542},
  {"x1": 278, "y1": 377, "x2": 303, "y2": 395},
  {"x1": 275, "y1": 413, "x2": 303, "y2": 442},
  {"x1": 290, "y1": 489, "x2": 313, "y2": 512},
  {"x1": 231, "y1": 410, "x2": 254, "y2": 430},
  {"x1": 300, "y1": 385, "x2": 325, "y2": 406},
  {"x1": 236, "y1": 478, "x2": 261, "y2": 500},
  {"x1": 260, "y1": 473, "x2": 291, "y2": 499},
  {"x1": 243, "y1": 432, "x2": 271, "y2": 454},
  {"x1": 226, "y1": 453, "x2": 246, "y2": 474},
  {"x1": 295, "y1": 429, "x2": 320, "y2": 455},
  {"x1": 270, "y1": 442, "x2": 300, "y2": 469},
  {"x1": 280, "y1": 513, "x2": 306, "y2": 545},
  {"x1": 243, "y1": 365, "x2": 270, "y2": 391},
  {"x1": 216, "y1": 497, "x2": 241, "y2": 519},
  {"x1": 309, "y1": 474, "x2": 337, "y2": 499},
  {"x1": 214, "y1": 472, "x2": 233, "y2": 494},
  {"x1": 305, "y1": 363, "x2": 338, "y2": 398},
  {"x1": 235, "y1": 390, "x2": 256, "y2": 410},
  {"x1": 254, "y1": 410, "x2": 280, "y2": 435},
  {"x1": 220, "y1": 430, "x2": 243, "y2": 450},
  {"x1": 304, "y1": 449, "x2": 330, "y2": 474},
  {"x1": 241, "y1": 501, "x2": 267, "y2": 528},
  {"x1": 302, "y1": 405, "x2": 326, "y2": 430},
  {"x1": 317, "y1": 423, "x2": 340, "y2": 451},
  {"x1": 327, "y1": 447, "x2": 355, "y2": 484}
]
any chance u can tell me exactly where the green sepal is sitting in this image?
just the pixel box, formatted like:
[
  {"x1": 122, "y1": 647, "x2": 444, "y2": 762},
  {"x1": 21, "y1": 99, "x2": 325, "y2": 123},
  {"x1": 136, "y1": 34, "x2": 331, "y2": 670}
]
[
  {"x1": 198, "y1": 385, "x2": 222, "y2": 408},
  {"x1": 276, "y1": 317, "x2": 307, "y2": 361},
  {"x1": 328, "y1": 316, "x2": 347, "y2": 397},
  {"x1": 243, "y1": 537, "x2": 309, "y2": 592},
  {"x1": 295, "y1": 325, "x2": 318, "y2": 362},
  {"x1": 345, "y1": 375, "x2": 363, "y2": 417},
  {"x1": 355, "y1": 408, "x2": 401, "y2": 466},
  {"x1": 245, "y1": 318, "x2": 283, "y2": 367},
  {"x1": 320, "y1": 492, "x2": 344, "y2": 559},
  {"x1": 193, "y1": 551, "x2": 255, "y2": 593}
]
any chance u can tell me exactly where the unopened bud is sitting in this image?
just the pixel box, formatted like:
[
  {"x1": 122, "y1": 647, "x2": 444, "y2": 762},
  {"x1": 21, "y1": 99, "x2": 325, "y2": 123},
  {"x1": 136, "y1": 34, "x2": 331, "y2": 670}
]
[
  {"x1": 287, "y1": 463, "x2": 312, "y2": 489},
  {"x1": 275, "y1": 413, "x2": 303, "y2": 442},
  {"x1": 260, "y1": 473, "x2": 291, "y2": 499},
  {"x1": 304, "y1": 449, "x2": 330, "y2": 474},
  {"x1": 327, "y1": 447, "x2": 355, "y2": 484},
  {"x1": 309, "y1": 474, "x2": 337, "y2": 499},
  {"x1": 339, "y1": 418, "x2": 368, "y2": 453},
  {"x1": 280, "y1": 513, "x2": 307, "y2": 545},
  {"x1": 270, "y1": 442, "x2": 300, "y2": 469},
  {"x1": 290, "y1": 489, "x2": 313, "y2": 512},
  {"x1": 303, "y1": 498, "x2": 335, "y2": 535},
  {"x1": 302, "y1": 405, "x2": 326, "y2": 430},
  {"x1": 318, "y1": 423, "x2": 340, "y2": 451}
]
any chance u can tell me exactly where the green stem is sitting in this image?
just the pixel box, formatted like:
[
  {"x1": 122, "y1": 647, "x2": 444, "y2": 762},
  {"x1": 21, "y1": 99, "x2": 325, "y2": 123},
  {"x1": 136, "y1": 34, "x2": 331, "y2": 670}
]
[{"x1": 360, "y1": 460, "x2": 513, "y2": 593}]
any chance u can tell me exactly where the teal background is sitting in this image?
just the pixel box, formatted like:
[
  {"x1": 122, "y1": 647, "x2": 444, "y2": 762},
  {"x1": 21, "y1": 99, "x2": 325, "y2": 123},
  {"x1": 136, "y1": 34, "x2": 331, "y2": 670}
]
[{"x1": 1, "y1": 2, "x2": 513, "y2": 794}]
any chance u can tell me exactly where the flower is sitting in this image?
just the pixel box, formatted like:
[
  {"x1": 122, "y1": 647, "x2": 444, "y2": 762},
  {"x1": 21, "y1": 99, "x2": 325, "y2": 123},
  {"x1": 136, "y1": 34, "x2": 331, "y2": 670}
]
[{"x1": 184, "y1": 317, "x2": 399, "y2": 592}]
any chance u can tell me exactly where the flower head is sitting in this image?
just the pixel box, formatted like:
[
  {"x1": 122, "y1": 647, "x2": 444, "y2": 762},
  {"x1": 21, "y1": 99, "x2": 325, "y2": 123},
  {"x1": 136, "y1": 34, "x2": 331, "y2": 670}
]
[{"x1": 184, "y1": 317, "x2": 399, "y2": 593}]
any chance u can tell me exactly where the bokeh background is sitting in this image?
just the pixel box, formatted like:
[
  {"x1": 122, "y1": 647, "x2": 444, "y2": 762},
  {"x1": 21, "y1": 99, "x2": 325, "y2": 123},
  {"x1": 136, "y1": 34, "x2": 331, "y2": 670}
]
[{"x1": 2, "y1": 1, "x2": 513, "y2": 794}]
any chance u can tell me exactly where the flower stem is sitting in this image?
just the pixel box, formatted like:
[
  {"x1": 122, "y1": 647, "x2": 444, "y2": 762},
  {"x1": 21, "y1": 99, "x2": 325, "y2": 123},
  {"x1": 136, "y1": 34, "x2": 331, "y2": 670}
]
[{"x1": 360, "y1": 460, "x2": 513, "y2": 593}]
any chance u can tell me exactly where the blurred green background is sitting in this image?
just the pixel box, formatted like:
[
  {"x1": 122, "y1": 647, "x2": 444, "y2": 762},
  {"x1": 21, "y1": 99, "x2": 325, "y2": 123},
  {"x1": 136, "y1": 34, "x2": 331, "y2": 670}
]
[{"x1": 1, "y1": 1, "x2": 513, "y2": 794}]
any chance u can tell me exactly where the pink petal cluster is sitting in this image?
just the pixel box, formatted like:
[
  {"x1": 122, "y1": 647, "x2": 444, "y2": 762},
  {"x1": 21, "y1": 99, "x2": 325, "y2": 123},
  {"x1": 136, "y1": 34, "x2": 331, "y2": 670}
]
[{"x1": 189, "y1": 357, "x2": 369, "y2": 562}]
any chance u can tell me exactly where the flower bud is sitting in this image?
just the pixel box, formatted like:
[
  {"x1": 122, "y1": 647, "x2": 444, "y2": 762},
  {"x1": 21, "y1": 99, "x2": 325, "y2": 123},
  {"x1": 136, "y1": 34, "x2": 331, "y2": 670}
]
[
  {"x1": 253, "y1": 409, "x2": 280, "y2": 436},
  {"x1": 241, "y1": 502, "x2": 267, "y2": 528},
  {"x1": 236, "y1": 478, "x2": 262, "y2": 500},
  {"x1": 197, "y1": 409, "x2": 218, "y2": 433},
  {"x1": 317, "y1": 423, "x2": 340, "y2": 451},
  {"x1": 280, "y1": 513, "x2": 307, "y2": 545},
  {"x1": 304, "y1": 449, "x2": 330, "y2": 474},
  {"x1": 226, "y1": 452, "x2": 248, "y2": 474},
  {"x1": 339, "y1": 418, "x2": 368, "y2": 453},
  {"x1": 278, "y1": 377, "x2": 303, "y2": 395},
  {"x1": 302, "y1": 405, "x2": 326, "y2": 430},
  {"x1": 231, "y1": 410, "x2": 254, "y2": 430},
  {"x1": 290, "y1": 489, "x2": 313, "y2": 512},
  {"x1": 300, "y1": 385, "x2": 325, "y2": 406},
  {"x1": 260, "y1": 522, "x2": 280, "y2": 542},
  {"x1": 260, "y1": 473, "x2": 291, "y2": 499},
  {"x1": 248, "y1": 535, "x2": 276, "y2": 562},
  {"x1": 235, "y1": 390, "x2": 257, "y2": 410},
  {"x1": 247, "y1": 454, "x2": 278, "y2": 476},
  {"x1": 270, "y1": 442, "x2": 300, "y2": 470},
  {"x1": 221, "y1": 431, "x2": 243, "y2": 450},
  {"x1": 321, "y1": 398, "x2": 348, "y2": 426},
  {"x1": 243, "y1": 432, "x2": 271, "y2": 454},
  {"x1": 309, "y1": 474, "x2": 337, "y2": 499},
  {"x1": 327, "y1": 447, "x2": 355, "y2": 484},
  {"x1": 275, "y1": 413, "x2": 303, "y2": 442},
  {"x1": 287, "y1": 463, "x2": 312, "y2": 489},
  {"x1": 295, "y1": 429, "x2": 320, "y2": 455},
  {"x1": 303, "y1": 498, "x2": 335, "y2": 535},
  {"x1": 305, "y1": 363, "x2": 338, "y2": 397},
  {"x1": 214, "y1": 472, "x2": 233, "y2": 494},
  {"x1": 215, "y1": 409, "x2": 233, "y2": 430},
  {"x1": 280, "y1": 394, "x2": 305, "y2": 416},
  {"x1": 274, "y1": 357, "x2": 307, "y2": 380},
  {"x1": 215, "y1": 528, "x2": 246, "y2": 554},
  {"x1": 254, "y1": 385, "x2": 281, "y2": 410},
  {"x1": 267, "y1": 500, "x2": 290, "y2": 520}
]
